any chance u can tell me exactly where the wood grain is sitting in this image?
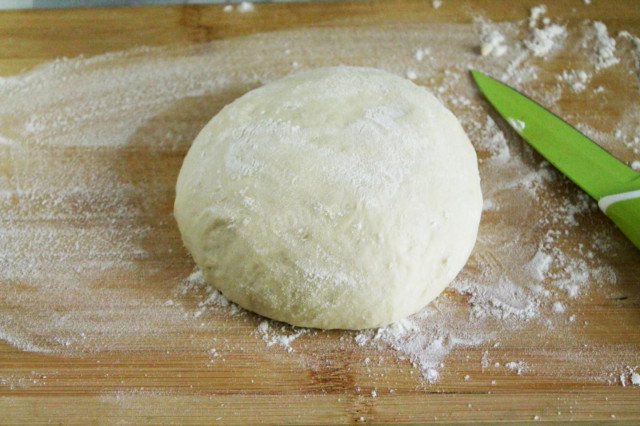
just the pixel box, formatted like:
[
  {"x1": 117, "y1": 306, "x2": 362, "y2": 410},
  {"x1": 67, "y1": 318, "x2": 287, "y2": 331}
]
[
  {"x1": 1, "y1": 0, "x2": 640, "y2": 423},
  {"x1": 2, "y1": 0, "x2": 640, "y2": 76}
]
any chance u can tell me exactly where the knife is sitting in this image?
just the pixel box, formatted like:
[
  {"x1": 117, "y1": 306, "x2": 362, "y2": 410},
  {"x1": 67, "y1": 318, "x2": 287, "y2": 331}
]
[{"x1": 470, "y1": 70, "x2": 640, "y2": 250}]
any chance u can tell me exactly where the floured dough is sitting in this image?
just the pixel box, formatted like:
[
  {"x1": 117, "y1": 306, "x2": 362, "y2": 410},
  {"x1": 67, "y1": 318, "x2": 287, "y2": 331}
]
[{"x1": 174, "y1": 66, "x2": 482, "y2": 330}]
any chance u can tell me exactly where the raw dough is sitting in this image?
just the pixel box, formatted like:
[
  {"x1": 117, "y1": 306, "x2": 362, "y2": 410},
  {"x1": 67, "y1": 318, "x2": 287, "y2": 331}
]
[{"x1": 174, "y1": 66, "x2": 482, "y2": 330}]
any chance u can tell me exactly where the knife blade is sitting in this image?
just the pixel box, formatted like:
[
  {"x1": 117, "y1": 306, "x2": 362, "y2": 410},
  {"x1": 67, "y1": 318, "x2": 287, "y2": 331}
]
[{"x1": 471, "y1": 70, "x2": 640, "y2": 250}]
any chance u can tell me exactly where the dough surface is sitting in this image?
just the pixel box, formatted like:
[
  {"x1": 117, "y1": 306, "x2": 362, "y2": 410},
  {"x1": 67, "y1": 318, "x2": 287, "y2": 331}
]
[{"x1": 174, "y1": 66, "x2": 482, "y2": 330}]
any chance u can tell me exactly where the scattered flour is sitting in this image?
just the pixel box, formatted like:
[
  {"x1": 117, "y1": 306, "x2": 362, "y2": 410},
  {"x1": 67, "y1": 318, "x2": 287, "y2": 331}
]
[
  {"x1": 480, "y1": 28, "x2": 508, "y2": 57},
  {"x1": 557, "y1": 69, "x2": 591, "y2": 93},
  {"x1": 505, "y1": 361, "x2": 529, "y2": 375},
  {"x1": 237, "y1": 1, "x2": 254, "y2": 13},
  {"x1": 454, "y1": 278, "x2": 539, "y2": 321},
  {"x1": 527, "y1": 248, "x2": 553, "y2": 281},
  {"x1": 620, "y1": 30, "x2": 640, "y2": 74},
  {"x1": 552, "y1": 301, "x2": 565, "y2": 313},
  {"x1": 591, "y1": 21, "x2": 620, "y2": 69},
  {"x1": 255, "y1": 320, "x2": 308, "y2": 353},
  {"x1": 524, "y1": 5, "x2": 567, "y2": 57},
  {"x1": 475, "y1": 17, "x2": 509, "y2": 58},
  {"x1": 413, "y1": 48, "x2": 429, "y2": 62},
  {"x1": 0, "y1": 17, "x2": 638, "y2": 389},
  {"x1": 525, "y1": 25, "x2": 568, "y2": 57},
  {"x1": 472, "y1": 116, "x2": 511, "y2": 163},
  {"x1": 620, "y1": 367, "x2": 640, "y2": 387},
  {"x1": 507, "y1": 117, "x2": 526, "y2": 133},
  {"x1": 529, "y1": 5, "x2": 547, "y2": 29}
]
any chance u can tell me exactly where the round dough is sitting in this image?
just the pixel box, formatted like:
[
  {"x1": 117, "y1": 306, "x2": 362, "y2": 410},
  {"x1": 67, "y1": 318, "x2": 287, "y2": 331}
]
[{"x1": 174, "y1": 66, "x2": 482, "y2": 330}]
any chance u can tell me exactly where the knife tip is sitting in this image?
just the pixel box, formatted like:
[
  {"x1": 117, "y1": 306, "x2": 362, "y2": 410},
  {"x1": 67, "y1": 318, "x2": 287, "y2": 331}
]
[{"x1": 469, "y1": 69, "x2": 486, "y2": 83}]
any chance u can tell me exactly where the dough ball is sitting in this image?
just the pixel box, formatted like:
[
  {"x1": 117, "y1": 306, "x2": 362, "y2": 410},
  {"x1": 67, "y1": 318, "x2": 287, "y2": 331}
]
[{"x1": 174, "y1": 66, "x2": 482, "y2": 330}]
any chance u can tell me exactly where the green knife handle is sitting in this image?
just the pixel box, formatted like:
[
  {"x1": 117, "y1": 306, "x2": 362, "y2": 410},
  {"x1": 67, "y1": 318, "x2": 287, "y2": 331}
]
[{"x1": 600, "y1": 193, "x2": 640, "y2": 250}]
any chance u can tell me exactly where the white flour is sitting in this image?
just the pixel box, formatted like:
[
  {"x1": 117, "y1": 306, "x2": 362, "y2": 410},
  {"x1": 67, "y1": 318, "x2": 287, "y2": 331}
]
[
  {"x1": 237, "y1": 1, "x2": 254, "y2": 13},
  {"x1": 0, "y1": 17, "x2": 639, "y2": 388},
  {"x1": 525, "y1": 25, "x2": 567, "y2": 57},
  {"x1": 477, "y1": 17, "x2": 508, "y2": 57},
  {"x1": 529, "y1": 5, "x2": 547, "y2": 29},
  {"x1": 590, "y1": 21, "x2": 620, "y2": 69},
  {"x1": 480, "y1": 29, "x2": 508, "y2": 57},
  {"x1": 524, "y1": 5, "x2": 567, "y2": 57},
  {"x1": 557, "y1": 69, "x2": 591, "y2": 93}
]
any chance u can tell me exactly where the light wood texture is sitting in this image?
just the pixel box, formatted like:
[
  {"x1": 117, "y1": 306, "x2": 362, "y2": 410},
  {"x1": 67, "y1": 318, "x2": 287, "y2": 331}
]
[{"x1": 1, "y1": 1, "x2": 640, "y2": 423}]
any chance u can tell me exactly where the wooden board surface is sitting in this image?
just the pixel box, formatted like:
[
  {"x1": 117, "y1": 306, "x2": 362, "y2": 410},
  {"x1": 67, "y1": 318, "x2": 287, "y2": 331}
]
[{"x1": 1, "y1": 0, "x2": 640, "y2": 423}]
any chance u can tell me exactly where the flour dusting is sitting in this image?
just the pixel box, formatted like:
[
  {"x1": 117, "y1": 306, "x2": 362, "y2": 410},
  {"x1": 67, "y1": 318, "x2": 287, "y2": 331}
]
[
  {"x1": 237, "y1": 1, "x2": 254, "y2": 13},
  {"x1": 590, "y1": 21, "x2": 620, "y2": 69},
  {"x1": 478, "y1": 18, "x2": 508, "y2": 57},
  {"x1": 0, "y1": 17, "x2": 639, "y2": 390}
]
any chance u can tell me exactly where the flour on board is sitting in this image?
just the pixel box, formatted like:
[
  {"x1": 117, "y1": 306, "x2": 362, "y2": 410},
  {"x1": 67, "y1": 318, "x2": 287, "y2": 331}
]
[
  {"x1": 525, "y1": 25, "x2": 567, "y2": 57},
  {"x1": 590, "y1": 21, "x2": 620, "y2": 69},
  {"x1": 529, "y1": 5, "x2": 547, "y2": 29},
  {"x1": 0, "y1": 12, "x2": 639, "y2": 390},
  {"x1": 524, "y1": 5, "x2": 568, "y2": 57},
  {"x1": 237, "y1": 1, "x2": 254, "y2": 13}
]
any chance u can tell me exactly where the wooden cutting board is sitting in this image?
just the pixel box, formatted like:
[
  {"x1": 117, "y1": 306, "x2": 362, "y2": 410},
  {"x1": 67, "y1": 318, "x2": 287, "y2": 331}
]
[{"x1": 1, "y1": 0, "x2": 640, "y2": 423}]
